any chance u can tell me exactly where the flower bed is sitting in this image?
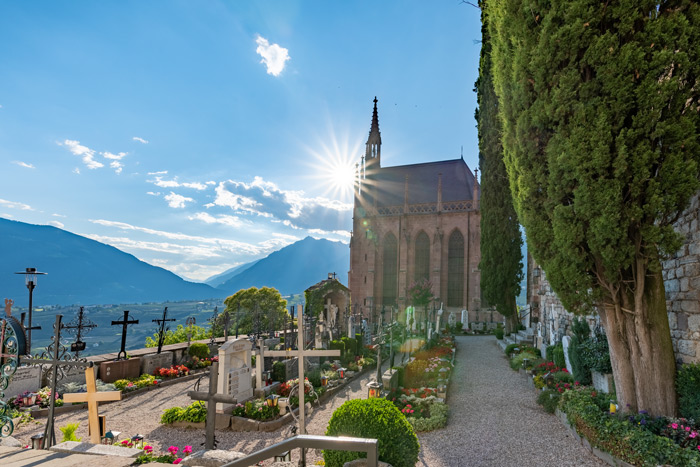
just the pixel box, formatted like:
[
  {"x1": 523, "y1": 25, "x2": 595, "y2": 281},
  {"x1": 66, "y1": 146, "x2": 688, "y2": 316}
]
[
  {"x1": 388, "y1": 391, "x2": 448, "y2": 432},
  {"x1": 154, "y1": 364, "x2": 190, "y2": 378},
  {"x1": 114, "y1": 374, "x2": 160, "y2": 392}
]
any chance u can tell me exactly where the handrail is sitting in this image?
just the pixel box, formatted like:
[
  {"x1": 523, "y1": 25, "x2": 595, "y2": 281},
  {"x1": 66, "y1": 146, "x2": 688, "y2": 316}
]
[{"x1": 222, "y1": 434, "x2": 379, "y2": 467}]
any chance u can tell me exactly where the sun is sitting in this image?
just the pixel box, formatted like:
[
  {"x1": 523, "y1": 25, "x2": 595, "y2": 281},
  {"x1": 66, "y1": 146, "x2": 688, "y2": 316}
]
[{"x1": 304, "y1": 127, "x2": 363, "y2": 203}]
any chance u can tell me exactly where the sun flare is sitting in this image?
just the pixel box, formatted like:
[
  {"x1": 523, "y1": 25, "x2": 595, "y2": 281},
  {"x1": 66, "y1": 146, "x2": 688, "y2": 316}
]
[{"x1": 304, "y1": 127, "x2": 363, "y2": 203}]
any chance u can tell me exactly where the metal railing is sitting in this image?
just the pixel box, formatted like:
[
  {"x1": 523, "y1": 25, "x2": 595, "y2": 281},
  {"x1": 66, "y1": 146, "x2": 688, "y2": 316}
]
[{"x1": 222, "y1": 434, "x2": 379, "y2": 467}]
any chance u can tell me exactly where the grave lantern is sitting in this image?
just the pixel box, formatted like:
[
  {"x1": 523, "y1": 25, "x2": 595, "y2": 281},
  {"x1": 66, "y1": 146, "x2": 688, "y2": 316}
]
[
  {"x1": 437, "y1": 384, "x2": 447, "y2": 399},
  {"x1": 274, "y1": 451, "x2": 292, "y2": 462},
  {"x1": 337, "y1": 367, "x2": 346, "y2": 379},
  {"x1": 103, "y1": 430, "x2": 121, "y2": 445},
  {"x1": 131, "y1": 434, "x2": 145, "y2": 449},
  {"x1": 23, "y1": 392, "x2": 38, "y2": 407},
  {"x1": 609, "y1": 401, "x2": 618, "y2": 414},
  {"x1": 266, "y1": 394, "x2": 279, "y2": 407},
  {"x1": 367, "y1": 380, "x2": 382, "y2": 398},
  {"x1": 321, "y1": 375, "x2": 329, "y2": 386},
  {"x1": 30, "y1": 433, "x2": 44, "y2": 450},
  {"x1": 522, "y1": 358, "x2": 530, "y2": 370},
  {"x1": 543, "y1": 372, "x2": 555, "y2": 388}
]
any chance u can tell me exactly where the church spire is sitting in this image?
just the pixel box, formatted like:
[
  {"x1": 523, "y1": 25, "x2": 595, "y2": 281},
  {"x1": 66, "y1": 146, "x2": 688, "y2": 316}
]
[{"x1": 365, "y1": 97, "x2": 382, "y2": 168}]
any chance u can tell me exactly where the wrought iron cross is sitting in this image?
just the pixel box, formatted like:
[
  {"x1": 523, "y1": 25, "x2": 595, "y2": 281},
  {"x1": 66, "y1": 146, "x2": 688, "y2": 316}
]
[
  {"x1": 64, "y1": 306, "x2": 97, "y2": 357},
  {"x1": 152, "y1": 307, "x2": 176, "y2": 354},
  {"x1": 21, "y1": 314, "x2": 92, "y2": 449},
  {"x1": 111, "y1": 310, "x2": 139, "y2": 360}
]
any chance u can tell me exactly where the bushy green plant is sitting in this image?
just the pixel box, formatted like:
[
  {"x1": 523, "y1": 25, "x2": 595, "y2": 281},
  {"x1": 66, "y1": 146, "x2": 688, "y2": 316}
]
[
  {"x1": 406, "y1": 401, "x2": 448, "y2": 432},
  {"x1": 536, "y1": 388, "x2": 561, "y2": 414},
  {"x1": 243, "y1": 399, "x2": 280, "y2": 421},
  {"x1": 552, "y1": 344, "x2": 566, "y2": 370},
  {"x1": 677, "y1": 362, "x2": 700, "y2": 421},
  {"x1": 329, "y1": 339, "x2": 345, "y2": 355},
  {"x1": 455, "y1": 322, "x2": 464, "y2": 333},
  {"x1": 509, "y1": 350, "x2": 538, "y2": 371},
  {"x1": 307, "y1": 369, "x2": 323, "y2": 388},
  {"x1": 182, "y1": 402, "x2": 207, "y2": 423},
  {"x1": 272, "y1": 361, "x2": 286, "y2": 383},
  {"x1": 188, "y1": 342, "x2": 210, "y2": 359},
  {"x1": 495, "y1": 328, "x2": 504, "y2": 340},
  {"x1": 504, "y1": 343, "x2": 520, "y2": 356},
  {"x1": 579, "y1": 330, "x2": 613, "y2": 374},
  {"x1": 160, "y1": 407, "x2": 184, "y2": 424},
  {"x1": 545, "y1": 345, "x2": 556, "y2": 363},
  {"x1": 324, "y1": 398, "x2": 419, "y2": 467},
  {"x1": 59, "y1": 422, "x2": 81, "y2": 442},
  {"x1": 146, "y1": 324, "x2": 209, "y2": 347},
  {"x1": 569, "y1": 317, "x2": 592, "y2": 385},
  {"x1": 342, "y1": 337, "x2": 358, "y2": 356}
]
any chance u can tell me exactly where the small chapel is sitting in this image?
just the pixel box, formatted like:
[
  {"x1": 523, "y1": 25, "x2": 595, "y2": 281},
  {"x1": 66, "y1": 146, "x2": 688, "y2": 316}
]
[{"x1": 349, "y1": 98, "x2": 495, "y2": 327}]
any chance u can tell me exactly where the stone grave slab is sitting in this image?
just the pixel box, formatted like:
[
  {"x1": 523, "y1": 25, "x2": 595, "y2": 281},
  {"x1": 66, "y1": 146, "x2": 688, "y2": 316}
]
[
  {"x1": 217, "y1": 338, "x2": 253, "y2": 413},
  {"x1": 141, "y1": 351, "x2": 174, "y2": 376},
  {"x1": 51, "y1": 441, "x2": 142, "y2": 457},
  {"x1": 180, "y1": 449, "x2": 246, "y2": 467},
  {"x1": 99, "y1": 357, "x2": 141, "y2": 383},
  {"x1": 562, "y1": 336, "x2": 573, "y2": 374},
  {"x1": 487, "y1": 323, "x2": 498, "y2": 331},
  {"x1": 1, "y1": 366, "x2": 40, "y2": 401},
  {"x1": 382, "y1": 368, "x2": 399, "y2": 390},
  {"x1": 592, "y1": 370, "x2": 614, "y2": 393}
]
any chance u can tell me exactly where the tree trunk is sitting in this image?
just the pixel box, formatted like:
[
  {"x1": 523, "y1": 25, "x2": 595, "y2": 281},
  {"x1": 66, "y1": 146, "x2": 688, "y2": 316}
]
[{"x1": 599, "y1": 260, "x2": 677, "y2": 417}]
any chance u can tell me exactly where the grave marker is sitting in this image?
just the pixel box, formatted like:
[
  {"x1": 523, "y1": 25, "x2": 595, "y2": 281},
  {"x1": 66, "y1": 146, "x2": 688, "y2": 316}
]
[
  {"x1": 62, "y1": 366, "x2": 121, "y2": 444},
  {"x1": 63, "y1": 306, "x2": 97, "y2": 357},
  {"x1": 216, "y1": 338, "x2": 253, "y2": 413},
  {"x1": 152, "y1": 307, "x2": 176, "y2": 354},
  {"x1": 111, "y1": 310, "x2": 138, "y2": 360},
  {"x1": 188, "y1": 362, "x2": 237, "y2": 449}
]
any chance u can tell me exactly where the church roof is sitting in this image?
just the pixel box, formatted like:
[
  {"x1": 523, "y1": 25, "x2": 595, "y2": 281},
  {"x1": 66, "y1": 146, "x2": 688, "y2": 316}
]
[{"x1": 367, "y1": 158, "x2": 478, "y2": 206}]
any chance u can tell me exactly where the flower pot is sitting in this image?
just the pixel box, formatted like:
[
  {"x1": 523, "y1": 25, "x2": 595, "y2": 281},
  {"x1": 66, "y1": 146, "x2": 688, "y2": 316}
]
[{"x1": 278, "y1": 397, "x2": 289, "y2": 415}]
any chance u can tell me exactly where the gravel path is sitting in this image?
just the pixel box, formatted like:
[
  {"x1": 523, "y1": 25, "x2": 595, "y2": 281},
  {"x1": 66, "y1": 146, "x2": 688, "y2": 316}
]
[
  {"x1": 12, "y1": 338, "x2": 604, "y2": 466},
  {"x1": 416, "y1": 335, "x2": 604, "y2": 467}
]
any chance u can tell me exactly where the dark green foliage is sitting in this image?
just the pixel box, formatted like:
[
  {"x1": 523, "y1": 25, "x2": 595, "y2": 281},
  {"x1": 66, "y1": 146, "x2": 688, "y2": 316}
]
[
  {"x1": 329, "y1": 340, "x2": 345, "y2": 354},
  {"x1": 579, "y1": 330, "x2": 613, "y2": 374},
  {"x1": 553, "y1": 344, "x2": 566, "y2": 370},
  {"x1": 223, "y1": 286, "x2": 287, "y2": 336},
  {"x1": 342, "y1": 337, "x2": 358, "y2": 357},
  {"x1": 545, "y1": 345, "x2": 556, "y2": 363},
  {"x1": 272, "y1": 361, "x2": 286, "y2": 383},
  {"x1": 188, "y1": 342, "x2": 209, "y2": 360},
  {"x1": 324, "y1": 398, "x2": 419, "y2": 467},
  {"x1": 307, "y1": 369, "x2": 322, "y2": 389},
  {"x1": 495, "y1": 328, "x2": 504, "y2": 340},
  {"x1": 504, "y1": 343, "x2": 520, "y2": 356},
  {"x1": 677, "y1": 362, "x2": 700, "y2": 420},
  {"x1": 393, "y1": 366, "x2": 405, "y2": 388},
  {"x1": 476, "y1": 0, "x2": 523, "y2": 330},
  {"x1": 536, "y1": 388, "x2": 561, "y2": 414},
  {"x1": 569, "y1": 318, "x2": 592, "y2": 385}
]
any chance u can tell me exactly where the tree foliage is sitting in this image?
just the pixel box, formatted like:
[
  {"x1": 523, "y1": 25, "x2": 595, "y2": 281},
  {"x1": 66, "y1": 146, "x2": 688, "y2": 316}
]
[
  {"x1": 223, "y1": 286, "x2": 288, "y2": 336},
  {"x1": 145, "y1": 324, "x2": 209, "y2": 348},
  {"x1": 487, "y1": 0, "x2": 700, "y2": 415},
  {"x1": 475, "y1": 0, "x2": 523, "y2": 329}
]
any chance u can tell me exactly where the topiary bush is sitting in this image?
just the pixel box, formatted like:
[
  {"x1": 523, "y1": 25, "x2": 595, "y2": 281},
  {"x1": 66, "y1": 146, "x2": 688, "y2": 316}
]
[
  {"x1": 677, "y1": 362, "x2": 700, "y2": 421},
  {"x1": 324, "y1": 398, "x2": 419, "y2": 467},
  {"x1": 188, "y1": 342, "x2": 210, "y2": 359},
  {"x1": 553, "y1": 344, "x2": 566, "y2": 370},
  {"x1": 568, "y1": 317, "x2": 592, "y2": 385},
  {"x1": 272, "y1": 361, "x2": 286, "y2": 383},
  {"x1": 495, "y1": 328, "x2": 504, "y2": 340}
]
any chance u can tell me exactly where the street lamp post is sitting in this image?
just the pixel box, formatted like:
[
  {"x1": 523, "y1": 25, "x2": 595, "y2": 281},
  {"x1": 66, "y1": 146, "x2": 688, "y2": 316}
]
[{"x1": 15, "y1": 267, "x2": 47, "y2": 355}]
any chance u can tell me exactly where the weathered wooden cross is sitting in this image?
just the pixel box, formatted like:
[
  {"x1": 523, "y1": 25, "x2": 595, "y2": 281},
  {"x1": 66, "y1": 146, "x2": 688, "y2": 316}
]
[
  {"x1": 20, "y1": 314, "x2": 92, "y2": 449},
  {"x1": 64, "y1": 306, "x2": 97, "y2": 357},
  {"x1": 111, "y1": 310, "x2": 138, "y2": 360},
  {"x1": 187, "y1": 362, "x2": 237, "y2": 450},
  {"x1": 264, "y1": 305, "x2": 340, "y2": 436},
  {"x1": 63, "y1": 366, "x2": 122, "y2": 443},
  {"x1": 153, "y1": 307, "x2": 176, "y2": 354}
]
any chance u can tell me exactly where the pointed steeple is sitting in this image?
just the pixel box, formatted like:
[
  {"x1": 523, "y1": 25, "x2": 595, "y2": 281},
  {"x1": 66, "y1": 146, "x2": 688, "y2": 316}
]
[{"x1": 365, "y1": 97, "x2": 382, "y2": 168}]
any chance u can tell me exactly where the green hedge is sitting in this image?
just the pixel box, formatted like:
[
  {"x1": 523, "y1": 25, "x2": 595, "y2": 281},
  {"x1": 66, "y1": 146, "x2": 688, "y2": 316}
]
[
  {"x1": 188, "y1": 342, "x2": 210, "y2": 359},
  {"x1": 677, "y1": 362, "x2": 700, "y2": 421},
  {"x1": 324, "y1": 398, "x2": 419, "y2": 467},
  {"x1": 553, "y1": 344, "x2": 566, "y2": 370}
]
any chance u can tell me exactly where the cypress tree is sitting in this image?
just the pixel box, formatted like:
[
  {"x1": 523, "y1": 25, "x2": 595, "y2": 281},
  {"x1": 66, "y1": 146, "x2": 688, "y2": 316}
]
[
  {"x1": 487, "y1": 0, "x2": 700, "y2": 415},
  {"x1": 476, "y1": 0, "x2": 523, "y2": 333}
]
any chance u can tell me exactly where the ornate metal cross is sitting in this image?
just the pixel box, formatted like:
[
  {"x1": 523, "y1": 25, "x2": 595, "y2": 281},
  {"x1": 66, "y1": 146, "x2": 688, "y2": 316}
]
[
  {"x1": 187, "y1": 362, "x2": 237, "y2": 450},
  {"x1": 21, "y1": 314, "x2": 92, "y2": 449},
  {"x1": 64, "y1": 306, "x2": 97, "y2": 357},
  {"x1": 0, "y1": 301, "x2": 25, "y2": 438},
  {"x1": 152, "y1": 307, "x2": 176, "y2": 354},
  {"x1": 111, "y1": 310, "x2": 139, "y2": 360}
]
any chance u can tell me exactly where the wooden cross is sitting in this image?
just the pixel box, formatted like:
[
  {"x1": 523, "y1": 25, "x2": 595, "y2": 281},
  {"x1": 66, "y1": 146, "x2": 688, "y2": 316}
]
[
  {"x1": 265, "y1": 305, "x2": 340, "y2": 436},
  {"x1": 63, "y1": 366, "x2": 122, "y2": 444},
  {"x1": 20, "y1": 314, "x2": 93, "y2": 449},
  {"x1": 187, "y1": 362, "x2": 237, "y2": 450},
  {"x1": 111, "y1": 310, "x2": 138, "y2": 360},
  {"x1": 153, "y1": 307, "x2": 176, "y2": 354}
]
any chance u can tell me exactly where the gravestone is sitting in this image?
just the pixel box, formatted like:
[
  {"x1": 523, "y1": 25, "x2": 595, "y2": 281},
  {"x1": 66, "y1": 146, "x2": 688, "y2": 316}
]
[
  {"x1": 216, "y1": 338, "x2": 253, "y2": 413},
  {"x1": 592, "y1": 370, "x2": 614, "y2": 393},
  {"x1": 562, "y1": 336, "x2": 573, "y2": 373},
  {"x1": 2, "y1": 366, "x2": 41, "y2": 401},
  {"x1": 141, "y1": 351, "x2": 174, "y2": 376},
  {"x1": 487, "y1": 322, "x2": 498, "y2": 331},
  {"x1": 448, "y1": 311, "x2": 457, "y2": 328},
  {"x1": 461, "y1": 309, "x2": 468, "y2": 325}
]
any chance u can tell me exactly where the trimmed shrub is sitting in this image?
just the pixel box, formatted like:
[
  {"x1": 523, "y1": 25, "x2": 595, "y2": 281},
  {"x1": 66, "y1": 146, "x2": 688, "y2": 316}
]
[
  {"x1": 329, "y1": 340, "x2": 345, "y2": 356},
  {"x1": 272, "y1": 361, "x2": 286, "y2": 383},
  {"x1": 568, "y1": 317, "x2": 592, "y2": 385},
  {"x1": 545, "y1": 344, "x2": 556, "y2": 363},
  {"x1": 553, "y1": 344, "x2": 566, "y2": 370},
  {"x1": 324, "y1": 398, "x2": 419, "y2": 467},
  {"x1": 495, "y1": 328, "x2": 504, "y2": 340},
  {"x1": 536, "y1": 388, "x2": 561, "y2": 414},
  {"x1": 504, "y1": 343, "x2": 521, "y2": 356},
  {"x1": 188, "y1": 342, "x2": 210, "y2": 359},
  {"x1": 677, "y1": 362, "x2": 700, "y2": 421}
]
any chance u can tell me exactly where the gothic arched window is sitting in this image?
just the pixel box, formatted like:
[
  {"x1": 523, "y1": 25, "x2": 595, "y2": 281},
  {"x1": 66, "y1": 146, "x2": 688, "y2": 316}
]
[
  {"x1": 382, "y1": 233, "x2": 398, "y2": 306},
  {"x1": 447, "y1": 230, "x2": 465, "y2": 307},
  {"x1": 414, "y1": 232, "x2": 430, "y2": 282}
]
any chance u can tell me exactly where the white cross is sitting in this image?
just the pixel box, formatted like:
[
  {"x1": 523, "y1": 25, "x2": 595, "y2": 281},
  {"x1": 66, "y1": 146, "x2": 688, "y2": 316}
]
[{"x1": 265, "y1": 305, "x2": 339, "y2": 435}]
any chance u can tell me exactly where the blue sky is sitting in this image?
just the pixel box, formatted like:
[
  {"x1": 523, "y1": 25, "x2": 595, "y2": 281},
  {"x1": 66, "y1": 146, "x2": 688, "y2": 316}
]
[{"x1": 0, "y1": 1, "x2": 482, "y2": 281}]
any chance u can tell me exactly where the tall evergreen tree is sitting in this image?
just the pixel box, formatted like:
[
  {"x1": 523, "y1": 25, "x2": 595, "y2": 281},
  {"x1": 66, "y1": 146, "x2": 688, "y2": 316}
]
[
  {"x1": 476, "y1": 0, "x2": 524, "y2": 333},
  {"x1": 487, "y1": 0, "x2": 700, "y2": 415}
]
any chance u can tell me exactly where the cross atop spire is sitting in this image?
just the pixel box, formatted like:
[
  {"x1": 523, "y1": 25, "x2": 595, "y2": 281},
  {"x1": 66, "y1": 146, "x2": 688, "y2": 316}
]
[{"x1": 365, "y1": 96, "x2": 382, "y2": 166}]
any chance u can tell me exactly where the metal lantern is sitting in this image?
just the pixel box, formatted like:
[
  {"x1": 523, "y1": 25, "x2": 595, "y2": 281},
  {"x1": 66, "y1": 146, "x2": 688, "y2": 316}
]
[
  {"x1": 103, "y1": 430, "x2": 121, "y2": 445},
  {"x1": 274, "y1": 451, "x2": 292, "y2": 461},
  {"x1": 609, "y1": 401, "x2": 618, "y2": 414},
  {"x1": 522, "y1": 358, "x2": 530, "y2": 370},
  {"x1": 266, "y1": 394, "x2": 279, "y2": 407},
  {"x1": 321, "y1": 375, "x2": 329, "y2": 386},
  {"x1": 131, "y1": 434, "x2": 145, "y2": 449},
  {"x1": 30, "y1": 433, "x2": 44, "y2": 450},
  {"x1": 437, "y1": 384, "x2": 447, "y2": 399},
  {"x1": 367, "y1": 380, "x2": 382, "y2": 398},
  {"x1": 23, "y1": 392, "x2": 38, "y2": 406},
  {"x1": 337, "y1": 367, "x2": 346, "y2": 379}
]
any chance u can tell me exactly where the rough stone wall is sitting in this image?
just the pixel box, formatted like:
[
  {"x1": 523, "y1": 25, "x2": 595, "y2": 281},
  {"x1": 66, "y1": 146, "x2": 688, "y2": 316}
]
[{"x1": 663, "y1": 193, "x2": 700, "y2": 364}]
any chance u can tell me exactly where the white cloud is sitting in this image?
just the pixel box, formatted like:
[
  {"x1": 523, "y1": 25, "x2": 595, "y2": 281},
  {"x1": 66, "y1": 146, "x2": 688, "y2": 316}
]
[
  {"x1": 60, "y1": 140, "x2": 104, "y2": 169},
  {"x1": 255, "y1": 35, "x2": 290, "y2": 77},
  {"x1": 132, "y1": 137, "x2": 149, "y2": 144},
  {"x1": 12, "y1": 161, "x2": 35, "y2": 169},
  {"x1": 164, "y1": 192, "x2": 194, "y2": 208},
  {"x1": 146, "y1": 191, "x2": 161, "y2": 196},
  {"x1": 148, "y1": 170, "x2": 168, "y2": 175},
  {"x1": 148, "y1": 176, "x2": 208, "y2": 190},
  {"x1": 47, "y1": 220, "x2": 64, "y2": 229},
  {"x1": 102, "y1": 151, "x2": 127, "y2": 160},
  {"x1": 189, "y1": 212, "x2": 247, "y2": 228},
  {"x1": 73, "y1": 168, "x2": 81, "y2": 174},
  {"x1": 52, "y1": 213, "x2": 67, "y2": 218},
  {"x1": 109, "y1": 161, "x2": 123, "y2": 174},
  {"x1": 0, "y1": 199, "x2": 33, "y2": 211}
]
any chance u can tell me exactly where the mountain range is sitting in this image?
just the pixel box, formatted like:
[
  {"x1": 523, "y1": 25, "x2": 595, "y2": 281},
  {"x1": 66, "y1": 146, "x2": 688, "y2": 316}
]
[{"x1": 0, "y1": 218, "x2": 349, "y2": 306}]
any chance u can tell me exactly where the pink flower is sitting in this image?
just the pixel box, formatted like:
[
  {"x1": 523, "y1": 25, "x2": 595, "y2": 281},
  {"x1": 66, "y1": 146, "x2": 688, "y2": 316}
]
[
  {"x1": 144, "y1": 445, "x2": 153, "y2": 453},
  {"x1": 686, "y1": 426, "x2": 691, "y2": 432},
  {"x1": 183, "y1": 446, "x2": 193, "y2": 455},
  {"x1": 173, "y1": 458, "x2": 183, "y2": 464},
  {"x1": 690, "y1": 432, "x2": 698, "y2": 439},
  {"x1": 168, "y1": 446, "x2": 179, "y2": 455},
  {"x1": 672, "y1": 423, "x2": 679, "y2": 430}
]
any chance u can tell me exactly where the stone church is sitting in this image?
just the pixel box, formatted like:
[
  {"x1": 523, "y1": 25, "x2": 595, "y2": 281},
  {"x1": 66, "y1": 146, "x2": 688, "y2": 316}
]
[{"x1": 349, "y1": 98, "x2": 496, "y2": 327}]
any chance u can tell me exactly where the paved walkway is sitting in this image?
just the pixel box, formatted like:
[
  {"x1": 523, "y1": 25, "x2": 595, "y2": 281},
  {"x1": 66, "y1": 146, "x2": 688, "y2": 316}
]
[{"x1": 416, "y1": 335, "x2": 603, "y2": 467}]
